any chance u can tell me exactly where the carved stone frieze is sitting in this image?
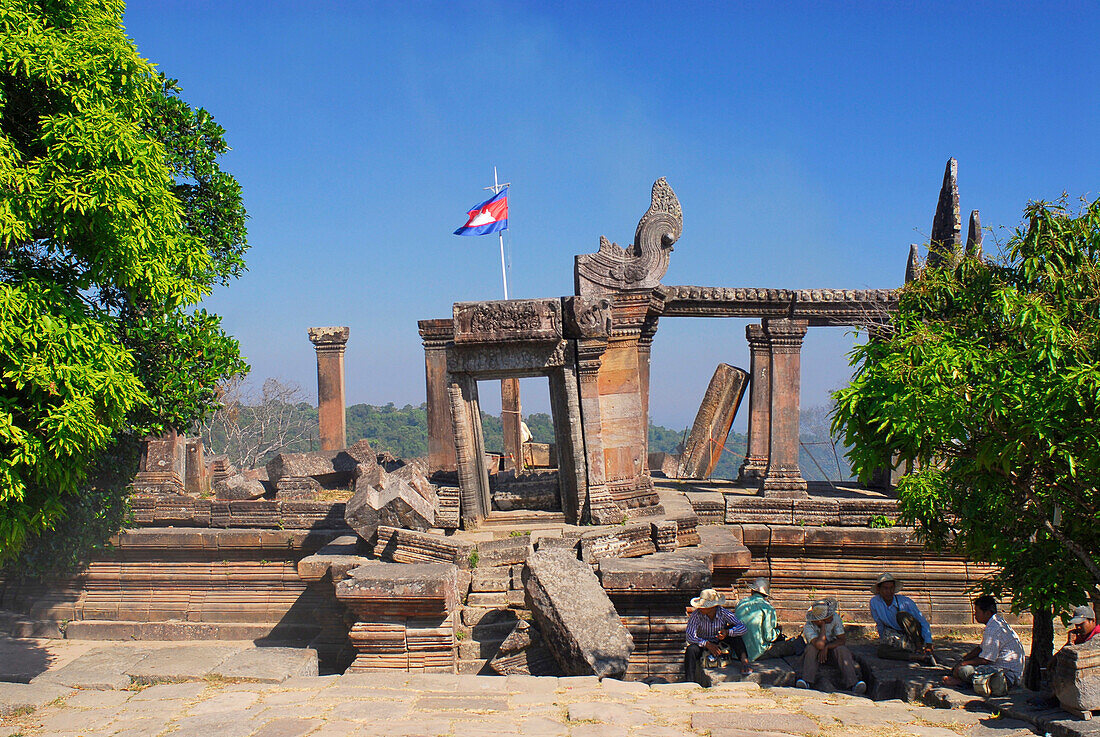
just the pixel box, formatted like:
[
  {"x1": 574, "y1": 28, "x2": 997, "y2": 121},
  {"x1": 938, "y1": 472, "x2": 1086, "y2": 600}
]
[
  {"x1": 562, "y1": 296, "x2": 612, "y2": 339},
  {"x1": 656, "y1": 285, "x2": 897, "y2": 325},
  {"x1": 575, "y1": 178, "x2": 682, "y2": 297},
  {"x1": 453, "y1": 299, "x2": 562, "y2": 344},
  {"x1": 446, "y1": 341, "x2": 567, "y2": 375}
]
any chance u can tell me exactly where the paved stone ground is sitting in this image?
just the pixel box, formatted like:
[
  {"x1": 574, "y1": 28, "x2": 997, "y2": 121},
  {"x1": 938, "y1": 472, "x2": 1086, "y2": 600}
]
[{"x1": 0, "y1": 665, "x2": 1044, "y2": 737}]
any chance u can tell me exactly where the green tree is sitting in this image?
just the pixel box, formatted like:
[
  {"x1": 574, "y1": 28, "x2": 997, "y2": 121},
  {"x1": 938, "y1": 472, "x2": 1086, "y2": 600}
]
[
  {"x1": 0, "y1": 0, "x2": 247, "y2": 560},
  {"x1": 833, "y1": 198, "x2": 1100, "y2": 686}
]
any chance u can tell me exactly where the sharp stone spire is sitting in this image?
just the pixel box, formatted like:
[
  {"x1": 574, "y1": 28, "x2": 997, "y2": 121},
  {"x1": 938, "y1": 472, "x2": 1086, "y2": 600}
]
[{"x1": 928, "y1": 158, "x2": 961, "y2": 268}]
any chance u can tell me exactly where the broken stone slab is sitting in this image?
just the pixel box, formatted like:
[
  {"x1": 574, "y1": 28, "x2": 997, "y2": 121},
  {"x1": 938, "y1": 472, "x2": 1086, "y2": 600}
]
[
  {"x1": 208, "y1": 647, "x2": 318, "y2": 683},
  {"x1": 344, "y1": 467, "x2": 436, "y2": 541},
  {"x1": 524, "y1": 549, "x2": 634, "y2": 679},
  {"x1": 336, "y1": 561, "x2": 459, "y2": 617},
  {"x1": 490, "y1": 471, "x2": 562, "y2": 512},
  {"x1": 125, "y1": 644, "x2": 248, "y2": 685},
  {"x1": 213, "y1": 472, "x2": 267, "y2": 501},
  {"x1": 296, "y1": 535, "x2": 370, "y2": 583},
  {"x1": 488, "y1": 619, "x2": 562, "y2": 677},
  {"x1": 647, "y1": 451, "x2": 681, "y2": 478},
  {"x1": 677, "y1": 363, "x2": 748, "y2": 480},
  {"x1": 389, "y1": 458, "x2": 436, "y2": 502},
  {"x1": 1052, "y1": 640, "x2": 1100, "y2": 717},
  {"x1": 597, "y1": 552, "x2": 712, "y2": 594},
  {"x1": 470, "y1": 566, "x2": 511, "y2": 593},
  {"x1": 32, "y1": 646, "x2": 153, "y2": 690},
  {"x1": 0, "y1": 682, "x2": 74, "y2": 716}
]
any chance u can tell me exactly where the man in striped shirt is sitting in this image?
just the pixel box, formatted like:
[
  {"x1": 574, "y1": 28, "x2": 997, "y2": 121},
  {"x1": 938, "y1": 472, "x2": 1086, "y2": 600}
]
[{"x1": 684, "y1": 588, "x2": 751, "y2": 686}]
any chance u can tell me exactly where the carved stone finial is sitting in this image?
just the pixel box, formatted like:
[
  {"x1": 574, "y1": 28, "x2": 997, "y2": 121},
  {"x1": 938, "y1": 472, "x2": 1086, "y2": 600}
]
[
  {"x1": 928, "y1": 158, "x2": 961, "y2": 268},
  {"x1": 905, "y1": 244, "x2": 921, "y2": 283},
  {"x1": 966, "y1": 209, "x2": 983, "y2": 259},
  {"x1": 574, "y1": 178, "x2": 683, "y2": 296}
]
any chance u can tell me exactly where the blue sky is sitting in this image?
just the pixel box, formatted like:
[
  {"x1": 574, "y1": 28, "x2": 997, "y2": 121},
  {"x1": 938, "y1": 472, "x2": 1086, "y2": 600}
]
[{"x1": 123, "y1": 2, "x2": 1100, "y2": 431}]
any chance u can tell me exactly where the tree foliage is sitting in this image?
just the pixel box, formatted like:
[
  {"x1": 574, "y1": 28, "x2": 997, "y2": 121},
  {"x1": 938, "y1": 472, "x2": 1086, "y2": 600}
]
[
  {"x1": 0, "y1": 0, "x2": 247, "y2": 559},
  {"x1": 833, "y1": 198, "x2": 1100, "y2": 614}
]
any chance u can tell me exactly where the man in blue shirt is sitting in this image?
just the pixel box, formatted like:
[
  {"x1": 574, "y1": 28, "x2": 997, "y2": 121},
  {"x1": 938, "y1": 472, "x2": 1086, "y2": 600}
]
[
  {"x1": 869, "y1": 573, "x2": 934, "y2": 661},
  {"x1": 684, "y1": 588, "x2": 751, "y2": 686}
]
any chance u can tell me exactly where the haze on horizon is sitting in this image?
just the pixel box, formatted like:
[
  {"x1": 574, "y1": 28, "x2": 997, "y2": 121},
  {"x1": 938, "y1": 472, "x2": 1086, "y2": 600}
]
[{"x1": 122, "y1": 2, "x2": 1100, "y2": 432}]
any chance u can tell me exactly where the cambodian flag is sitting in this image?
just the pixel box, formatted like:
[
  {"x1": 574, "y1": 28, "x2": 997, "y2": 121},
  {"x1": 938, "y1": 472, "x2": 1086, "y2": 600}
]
[{"x1": 454, "y1": 187, "x2": 509, "y2": 236}]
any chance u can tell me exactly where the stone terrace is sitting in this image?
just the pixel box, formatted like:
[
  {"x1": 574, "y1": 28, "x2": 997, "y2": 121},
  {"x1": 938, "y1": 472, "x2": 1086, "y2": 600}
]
[{"x1": 6, "y1": 636, "x2": 1093, "y2": 737}]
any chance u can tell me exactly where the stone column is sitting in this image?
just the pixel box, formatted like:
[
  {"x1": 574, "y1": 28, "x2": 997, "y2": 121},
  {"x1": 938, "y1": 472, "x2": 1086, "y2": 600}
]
[
  {"x1": 500, "y1": 378, "x2": 523, "y2": 472},
  {"x1": 418, "y1": 319, "x2": 457, "y2": 473},
  {"x1": 760, "y1": 318, "x2": 808, "y2": 498},
  {"x1": 308, "y1": 326, "x2": 349, "y2": 451},
  {"x1": 738, "y1": 323, "x2": 771, "y2": 483}
]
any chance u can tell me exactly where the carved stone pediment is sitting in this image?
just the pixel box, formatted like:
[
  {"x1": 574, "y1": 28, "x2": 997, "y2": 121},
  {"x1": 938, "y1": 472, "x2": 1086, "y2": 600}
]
[
  {"x1": 453, "y1": 299, "x2": 562, "y2": 344},
  {"x1": 574, "y1": 178, "x2": 682, "y2": 297}
]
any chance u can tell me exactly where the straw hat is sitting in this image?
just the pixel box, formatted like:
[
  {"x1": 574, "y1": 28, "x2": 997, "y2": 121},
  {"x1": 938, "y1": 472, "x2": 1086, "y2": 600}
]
[
  {"x1": 691, "y1": 588, "x2": 726, "y2": 609},
  {"x1": 808, "y1": 599, "x2": 833, "y2": 622},
  {"x1": 873, "y1": 572, "x2": 902, "y2": 593},
  {"x1": 749, "y1": 578, "x2": 771, "y2": 597}
]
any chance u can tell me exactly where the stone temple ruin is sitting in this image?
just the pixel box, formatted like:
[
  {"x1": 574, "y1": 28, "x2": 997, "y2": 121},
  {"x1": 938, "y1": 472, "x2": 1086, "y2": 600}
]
[{"x1": 2, "y1": 161, "x2": 1047, "y2": 693}]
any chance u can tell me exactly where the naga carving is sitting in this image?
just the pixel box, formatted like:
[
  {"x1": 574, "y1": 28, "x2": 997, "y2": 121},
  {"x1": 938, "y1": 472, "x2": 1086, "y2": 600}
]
[{"x1": 574, "y1": 177, "x2": 683, "y2": 296}]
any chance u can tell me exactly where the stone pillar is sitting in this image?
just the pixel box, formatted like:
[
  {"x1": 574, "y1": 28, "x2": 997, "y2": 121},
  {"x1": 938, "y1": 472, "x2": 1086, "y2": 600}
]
[
  {"x1": 500, "y1": 378, "x2": 523, "y2": 472},
  {"x1": 738, "y1": 323, "x2": 771, "y2": 483},
  {"x1": 419, "y1": 319, "x2": 457, "y2": 474},
  {"x1": 308, "y1": 326, "x2": 349, "y2": 451},
  {"x1": 760, "y1": 318, "x2": 808, "y2": 498}
]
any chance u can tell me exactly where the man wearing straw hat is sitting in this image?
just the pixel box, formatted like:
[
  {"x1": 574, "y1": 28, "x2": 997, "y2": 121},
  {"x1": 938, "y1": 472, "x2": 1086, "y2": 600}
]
[
  {"x1": 734, "y1": 578, "x2": 804, "y2": 661},
  {"x1": 797, "y1": 597, "x2": 866, "y2": 694},
  {"x1": 684, "y1": 588, "x2": 752, "y2": 686},
  {"x1": 869, "y1": 572, "x2": 934, "y2": 661}
]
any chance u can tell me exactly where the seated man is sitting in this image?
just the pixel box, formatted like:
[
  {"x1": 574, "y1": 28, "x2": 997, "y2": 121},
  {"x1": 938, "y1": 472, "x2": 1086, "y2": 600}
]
[
  {"x1": 944, "y1": 595, "x2": 1025, "y2": 696},
  {"x1": 797, "y1": 598, "x2": 866, "y2": 694},
  {"x1": 684, "y1": 588, "x2": 752, "y2": 686},
  {"x1": 1065, "y1": 605, "x2": 1098, "y2": 646},
  {"x1": 869, "y1": 572, "x2": 934, "y2": 661},
  {"x1": 735, "y1": 578, "x2": 804, "y2": 661}
]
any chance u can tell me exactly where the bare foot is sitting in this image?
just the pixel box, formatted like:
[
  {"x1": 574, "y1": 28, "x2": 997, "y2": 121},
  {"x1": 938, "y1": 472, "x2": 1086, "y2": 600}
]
[{"x1": 942, "y1": 675, "x2": 963, "y2": 687}]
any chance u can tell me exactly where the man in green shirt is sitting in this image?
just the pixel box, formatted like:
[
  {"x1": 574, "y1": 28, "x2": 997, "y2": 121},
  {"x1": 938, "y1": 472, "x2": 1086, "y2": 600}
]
[{"x1": 734, "y1": 578, "x2": 804, "y2": 661}]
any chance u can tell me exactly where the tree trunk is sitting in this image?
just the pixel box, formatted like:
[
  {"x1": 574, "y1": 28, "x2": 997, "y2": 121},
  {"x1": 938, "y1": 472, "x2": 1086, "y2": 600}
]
[{"x1": 1024, "y1": 605, "x2": 1054, "y2": 692}]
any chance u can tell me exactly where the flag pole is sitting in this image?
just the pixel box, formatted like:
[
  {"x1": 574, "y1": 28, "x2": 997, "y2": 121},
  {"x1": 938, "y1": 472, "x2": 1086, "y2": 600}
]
[{"x1": 486, "y1": 166, "x2": 509, "y2": 300}]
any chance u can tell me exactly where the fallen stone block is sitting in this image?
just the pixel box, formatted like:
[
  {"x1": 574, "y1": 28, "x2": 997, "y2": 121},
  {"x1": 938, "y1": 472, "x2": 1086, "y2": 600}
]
[
  {"x1": 213, "y1": 472, "x2": 267, "y2": 501},
  {"x1": 677, "y1": 363, "x2": 748, "y2": 479},
  {"x1": 647, "y1": 451, "x2": 681, "y2": 478},
  {"x1": 1052, "y1": 640, "x2": 1100, "y2": 717},
  {"x1": 345, "y1": 468, "x2": 436, "y2": 541},
  {"x1": 267, "y1": 441, "x2": 377, "y2": 498},
  {"x1": 524, "y1": 549, "x2": 634, "y2": 679},
  {"x1": 336, "y1": 561, "x2": 459, "y2": 618},
  {"x1": 296, "y1": 535, "x2": 370, "y2": 583},
  {"x1": 374, "y1": 526, "x2": 474, "y2": 567},
  {"x1": 475, "y1": 536, "x2": 531, "y2": 567},
  {"x1": 470, "y1": 566, "x2": 511, "y2": 593},
  {"x1": 696, "y1": 525, "x2": 752, "y2": 570},
  {"x1": 0, "y1": 682, "x2": 74, "y2": 716},
  {"x1": 208, "y1": 647, "x2": 319, "y2": 683},
  {"x1": 488, "y1": 619, "x2": 561, "y2": 676}
]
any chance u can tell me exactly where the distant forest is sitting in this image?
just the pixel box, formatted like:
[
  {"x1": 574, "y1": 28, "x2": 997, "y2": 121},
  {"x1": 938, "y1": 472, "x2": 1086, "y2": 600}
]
[{"x1": 200, "y1": 387, "x2": 850, "y2": 481}]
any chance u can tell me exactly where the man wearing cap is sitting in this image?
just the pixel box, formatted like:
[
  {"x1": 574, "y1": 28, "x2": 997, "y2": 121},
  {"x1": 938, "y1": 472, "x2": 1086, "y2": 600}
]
[
  {"x1": 735, "y1": 578, "x2": 804, "y2": 661},
  {"x1": 798, "y1": 597, "x2": 866, "y2": 694},
  {"x1": 684, "y1": 588, "x2": 752, "y2": 686},
  {"x1": 944, "y1": 595, "x2": 1024, "y2": 696},
  {"x1": 1064, "y1": 605, "x2": 1098, "y2": 646},
  {"x1": 869, "y1": 573, "x2": 934, "y2": 661}
]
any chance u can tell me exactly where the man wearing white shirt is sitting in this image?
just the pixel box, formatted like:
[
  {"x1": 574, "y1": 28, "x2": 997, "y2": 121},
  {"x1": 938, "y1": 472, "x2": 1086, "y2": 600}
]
[{"x1": 944, "y1": 595, "x2": 1025, "y2": 696}]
